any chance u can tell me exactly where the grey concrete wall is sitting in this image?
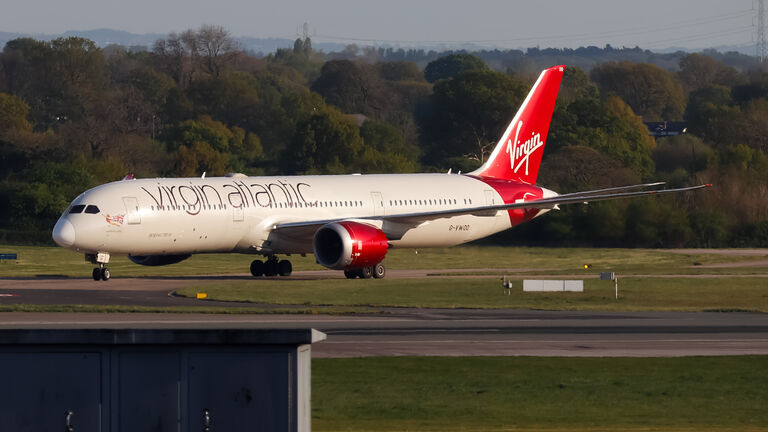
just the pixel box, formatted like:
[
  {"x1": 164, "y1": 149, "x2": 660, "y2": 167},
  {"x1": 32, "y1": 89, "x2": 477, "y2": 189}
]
[{"x1": 0, "y1": 328, "x2": 326, "y2": 432}]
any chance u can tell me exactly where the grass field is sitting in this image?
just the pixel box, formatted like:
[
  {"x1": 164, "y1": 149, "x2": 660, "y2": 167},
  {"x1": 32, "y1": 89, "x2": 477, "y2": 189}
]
[
  {"x1": 175, "y1": 277, "x2": 768, "y2": 312},
  {"x1": 4, "y1": 243, "x2": 767, "y2": 312},
  {"x1": 1, "y1": 244, "x2": 766, "y2": 278},
  {"x1": 313, "y1": 356, "x2": 768, "y2": 431}
]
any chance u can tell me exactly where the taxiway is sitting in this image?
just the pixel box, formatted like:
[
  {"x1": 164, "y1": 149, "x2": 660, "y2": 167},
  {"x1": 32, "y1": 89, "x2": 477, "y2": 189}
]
[{"x1": 2, "y1": 273, "x2": 768, "y2": 358}]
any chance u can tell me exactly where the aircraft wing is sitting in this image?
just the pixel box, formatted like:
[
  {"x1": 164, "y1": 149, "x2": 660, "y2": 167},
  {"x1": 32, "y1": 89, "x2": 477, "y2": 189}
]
[{"x1": 271, "y1": 183, "x2": 711, "y2": 235}]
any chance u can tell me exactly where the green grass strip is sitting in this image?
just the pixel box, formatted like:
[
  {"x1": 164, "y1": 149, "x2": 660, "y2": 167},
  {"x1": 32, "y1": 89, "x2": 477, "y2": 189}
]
[
  {"x1": 1, "y1": 244, "x2": 765, "y2": 278},
  {"x1": 176, "y1": 277, "x2": 768, "y2": 312},
  {"x1": 313, "y1": 356, "x2": 768, "y2": 431}
]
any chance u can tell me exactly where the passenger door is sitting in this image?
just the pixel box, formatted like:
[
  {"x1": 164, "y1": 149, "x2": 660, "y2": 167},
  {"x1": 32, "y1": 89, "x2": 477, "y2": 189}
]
[
  {"x1": 233, "y1": 205, "x2": 244, "y2": 222},
  {"x1": 484, "y1": 190, "x2": 496, "y2": 206},
  {"x1": 123, "y1": 197, "x2": 141, "y2": 225},
  {"x1": 371, "y1": 192, "x2": 384, "y2": 216}
]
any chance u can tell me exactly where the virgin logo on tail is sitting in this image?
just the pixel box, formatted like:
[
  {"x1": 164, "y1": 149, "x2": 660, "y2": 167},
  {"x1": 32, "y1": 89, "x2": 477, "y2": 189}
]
[
  {"x1": 470, "y1": 65, "x2": 563, "y2": 183},
  {"x1": 505, "y1": 121, "x2": 544, "y2": 176}
]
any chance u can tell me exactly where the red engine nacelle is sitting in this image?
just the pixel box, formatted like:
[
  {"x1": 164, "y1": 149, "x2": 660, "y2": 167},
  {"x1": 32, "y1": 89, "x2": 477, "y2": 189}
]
[{"x1": 313, "y1": 221, "x2": 389, "y2": 270}]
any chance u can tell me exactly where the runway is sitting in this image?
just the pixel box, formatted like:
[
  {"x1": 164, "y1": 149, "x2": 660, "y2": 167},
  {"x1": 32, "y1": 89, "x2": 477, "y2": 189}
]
[
  {"x1": 1, "y1": 308, "x2": 767, "y2": 358},
  {"x1": 3, "y1": 268, "x2": 768, "y2": 307},
  {"x1": 2, "y1": 274, "x2": 768, "y2": 358}
]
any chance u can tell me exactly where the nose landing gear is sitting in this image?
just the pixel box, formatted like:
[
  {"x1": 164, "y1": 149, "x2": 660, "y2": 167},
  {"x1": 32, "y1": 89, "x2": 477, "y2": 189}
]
[
  {"x1": 92, "y1": 266, "x2": 110, "y2": 281},
  {"x1": 86, "y1": 253, "x2": 111, "y2": 281}
]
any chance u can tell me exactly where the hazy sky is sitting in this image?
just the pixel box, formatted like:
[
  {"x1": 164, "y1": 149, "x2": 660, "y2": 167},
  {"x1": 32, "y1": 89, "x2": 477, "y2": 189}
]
[{"x1": 2, "y1": 0, "x2": 758, "y2": 49}]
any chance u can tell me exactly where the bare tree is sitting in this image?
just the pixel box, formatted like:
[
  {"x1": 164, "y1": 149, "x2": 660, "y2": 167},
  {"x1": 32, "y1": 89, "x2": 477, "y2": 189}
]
[
  {"x1": 152, "y1": 33, "x2": 196, "y2": 86},
  {"x1": 152, "y1": 25, "x2": 241, "y2": 85},
  {"x1": 195, "y1": 25, "x2": 240, "y2": 77}
]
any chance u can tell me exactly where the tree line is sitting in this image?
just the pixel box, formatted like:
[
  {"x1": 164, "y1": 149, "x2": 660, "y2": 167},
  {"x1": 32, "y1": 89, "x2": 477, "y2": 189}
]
[{"x1": 0, "y1": 25, "x2": 766, "y2": 247}]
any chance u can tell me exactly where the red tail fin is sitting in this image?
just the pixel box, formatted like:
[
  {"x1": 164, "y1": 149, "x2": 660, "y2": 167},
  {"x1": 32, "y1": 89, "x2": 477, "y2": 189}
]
[{"x1": 470, "y1": 65, "x2": 564, "y2": 183}]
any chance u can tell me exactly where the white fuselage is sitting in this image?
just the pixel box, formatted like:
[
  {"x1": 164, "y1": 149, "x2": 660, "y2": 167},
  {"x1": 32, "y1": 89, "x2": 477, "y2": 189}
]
[{"x1": 53, "y1": 173, "x2": 555, "y2": 257}]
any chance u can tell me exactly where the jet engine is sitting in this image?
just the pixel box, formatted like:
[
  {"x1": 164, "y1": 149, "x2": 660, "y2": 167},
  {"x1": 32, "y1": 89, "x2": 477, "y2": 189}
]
[
  {"x1": 313, "y1": 221, "x2": 388, "y2": 270},
  {"x1": 128, "y1": 254, "x2": 191, "y2": 266}
]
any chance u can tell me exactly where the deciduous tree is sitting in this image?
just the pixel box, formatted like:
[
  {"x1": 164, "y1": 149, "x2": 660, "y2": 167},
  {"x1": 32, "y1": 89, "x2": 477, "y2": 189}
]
[
  {"x1": 424, "y1": 54, "x2": 487, "y2": 83},
  {"x1": 175, "y1": 141, "x2": 228, "y2": 177},
  {"x1": 678, "y1": 53, "x2": 741, "y2": 93},
  {"x1": 311, "y1": 60, "x2": 386, "y2": 116},
  {"x1": 282, "y1": 106, "x2": 367, "y2": 174},
  {"x1": 0, "y1": 93, "x2": 32, "y2": 134},
  {"x1": 426, "y1": 70, "x2": 527, "y2": 164},
  {"x1": 590, "y1": 61, "x2": 685, "y2": 121}
]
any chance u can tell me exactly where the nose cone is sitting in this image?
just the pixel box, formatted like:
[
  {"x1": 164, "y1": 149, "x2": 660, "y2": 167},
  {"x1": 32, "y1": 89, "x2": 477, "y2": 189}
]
[{"x1": 52, "y1": 218, "x2": 76, "y2": 247}]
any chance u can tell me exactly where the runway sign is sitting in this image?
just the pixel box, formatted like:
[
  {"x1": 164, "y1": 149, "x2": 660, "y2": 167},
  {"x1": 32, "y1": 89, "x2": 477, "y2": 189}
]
[{"x1": 523, "y1": 280, "x2": 584, "y2": 292}]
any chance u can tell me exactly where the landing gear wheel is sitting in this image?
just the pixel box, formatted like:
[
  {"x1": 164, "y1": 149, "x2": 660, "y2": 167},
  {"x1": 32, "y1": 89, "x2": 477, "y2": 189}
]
[
  {"x1": 250, "y1": 260, "x2": 264, "y2": 277},
  {"x1": 100, "y1": 268, "x2": 110, "y2": 281},
  {"x1": 92, "y1": 268, "x2": 101, "y2": 281},
  {"x1": 344, "y1": 269, "x2": 357, "y2": 279},
  {"x1": 278, "y1": 260, "x2": 292, "y2": 276},
  {"x1": 373, "y1": 263, "x2": 386, "y2": 279},
  {"x1": 359, "y1": 266, "x2": 373, "y2": 279},
  {"x1": 264, "y1": 257, "x2": 278, "y2": 276}
]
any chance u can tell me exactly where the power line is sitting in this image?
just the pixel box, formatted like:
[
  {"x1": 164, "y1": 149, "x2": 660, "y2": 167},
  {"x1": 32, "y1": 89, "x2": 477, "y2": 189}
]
[
  {"x1": 758, "y1": 0, "x2": 766, "y2": 61},
  {"x1": 644, "y1": 25, "x2": 753, "y2": 48},
  {"x1": 310, "y1": 9, "x2": 752, "y2": 47}
]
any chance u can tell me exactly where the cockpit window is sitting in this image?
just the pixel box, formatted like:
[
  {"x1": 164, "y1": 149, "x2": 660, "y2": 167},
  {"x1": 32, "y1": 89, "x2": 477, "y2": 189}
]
[
  {"x1": 84, "y1": 205, "x2": 100, "y2": 214},
  {"x1": 69, "y1": 205, "x2": 86, "y2": 214}
]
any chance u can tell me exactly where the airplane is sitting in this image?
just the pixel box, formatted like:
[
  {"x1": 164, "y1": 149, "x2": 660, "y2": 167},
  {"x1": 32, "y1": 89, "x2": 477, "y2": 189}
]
[{"x1": 52, "y1": 65, "x2": 709, "y2": 281}]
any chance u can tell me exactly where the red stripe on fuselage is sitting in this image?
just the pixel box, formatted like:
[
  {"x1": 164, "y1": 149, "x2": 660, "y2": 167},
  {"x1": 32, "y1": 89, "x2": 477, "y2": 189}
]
[{"x1": 472, "y1": 176, "x2": 544, "y2": 226}]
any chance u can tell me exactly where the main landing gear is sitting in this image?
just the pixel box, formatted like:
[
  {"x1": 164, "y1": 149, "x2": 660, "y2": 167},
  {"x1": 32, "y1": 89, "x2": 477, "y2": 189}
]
[
  {"x1": 344, "y1": 262, "x2": 386, "y2": 279},
  {"x1": 92, "y1": 266, "x2": 110, "y2": 281},
  {"x1": 250, "y1": 256, "x2": 292, "y2": 277},
  {"x1": 86, "y1": 253, "x2": 111, "y2": 281}
]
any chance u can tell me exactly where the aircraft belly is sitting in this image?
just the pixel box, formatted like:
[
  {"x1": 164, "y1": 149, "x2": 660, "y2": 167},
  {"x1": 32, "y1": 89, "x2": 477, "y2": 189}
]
[
  {"x1": 269, "y1": 239, "x2": 314, "y2": 255},
  {"x1": 391, "y1": 213, "x2": 505, "y2": 248}
]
